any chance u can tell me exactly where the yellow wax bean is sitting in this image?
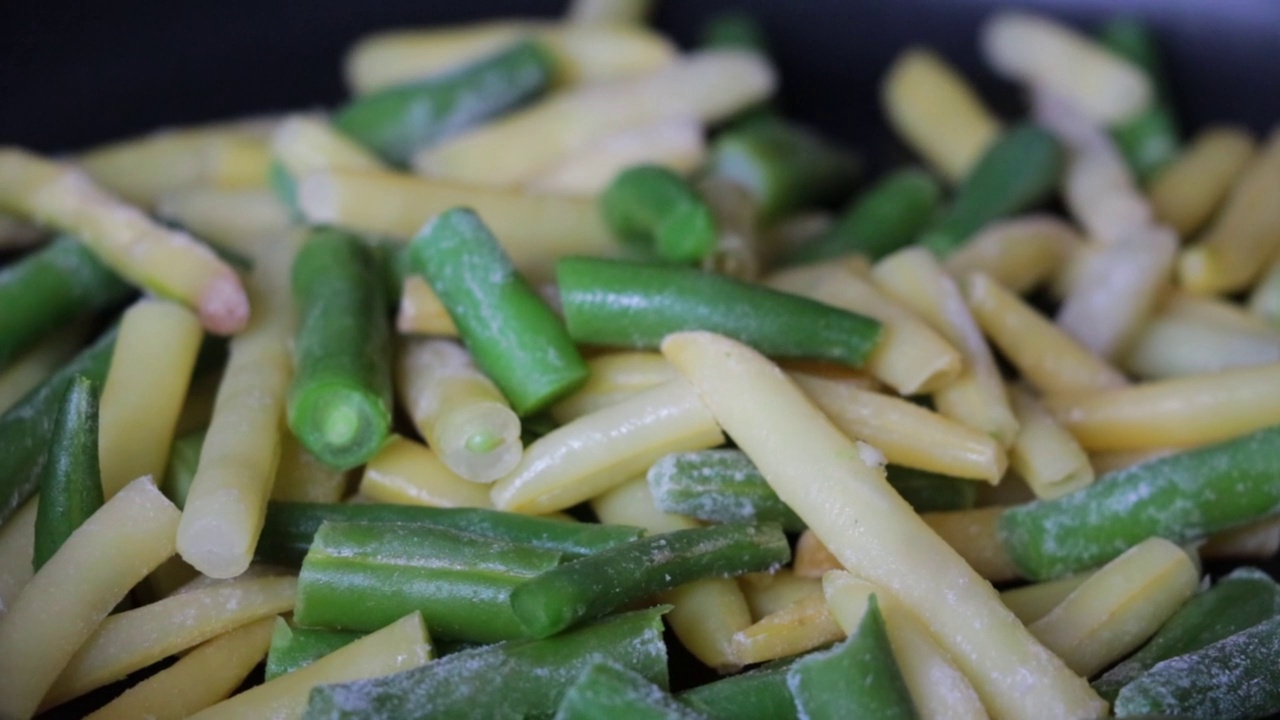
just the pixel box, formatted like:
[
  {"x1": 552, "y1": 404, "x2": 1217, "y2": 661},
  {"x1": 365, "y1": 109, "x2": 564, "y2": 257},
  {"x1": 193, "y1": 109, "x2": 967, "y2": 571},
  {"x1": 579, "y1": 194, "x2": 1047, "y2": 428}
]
[
  {"x1": 0, "y1": 499, "x2": 36, "y2": 616},
  {"x1": 591, "y1": 478, "x2": 752, "y2": 671},
  {"x1": 155, "y1": 187, "x2": 292, "y2": 257},
  {"x1": 873, "y1": 248, "x2": 1020, "y2": 447},
  {"x1": 271, "y1": 115, "x2": 386, "y2": 177},
  {"x1": 0, "y1": 148, "x2": 250, "y2": 334},
  {"x1": 793, "y1": 374, "x2": 1006, "y2": 483},
  {"x1": 551, "y1": 352, "x2": 679, "y2": 423},
  {"x1": 1044, "y1": 363, "x2": 1280, "y2": 451},
  {"x1": 270, "y1": 434, "x2": 349, "y2": 504},
  {"x1": 730, "y1": 593, "x2": 844, "y2": 665},
  {"x1": 738, "y1": 569, "x2": 823, "y2": 621},
  {"x1": 1007, "y1": 385, "x2": 1095, "y2": 501},
  {"x1": 491, "y1": 377, "x2": 725, "y2": 514},
  {"x1": 346, "y1": 22, "x2": 674, "y2": 94},
  {"x1": 358, "y1": 435, "x2": 494, "y2": 509},
  {"x1": 767, "y1": 261, "x2": 962, "y2": 395},
  {"x1": 396, "y1": 276, "x2": 459, "y2": 336},
  {"x1": 1029, "y1": 538, "x2": 1198, "y2": 677},
  {"x1": 1149, "y1": 126, "x2": 1256, "y2": 237},
  {"x1": 397, "y1": 337, "x2": 522, "y2": 483},
  {"x1": 0, "y1": 478, "x2": 180, "y2": 720},
  {"x1": 660, "y1": 332, "x2": 1105, "y2": 720},
  {"x1": 945, "y1": 215, "x2": 1081, "y2": 295},
  {"x1": 43, "y1": 575, "x2": 298, "y2": 709},
  {"x1": 1200, "y1": 517, "x2": 1280, "y2": 561},
  {"x1": 1248, "y1": 255, "x2": 1280, "y2": 325},
  {"x1": 1178, "y1": 128, "x2": 1280, "y2": 294},
  {"x1": 84, "y1": 617, "x2": 275, "y2": 720},
  {"x1": 882, "y1": 48, "x2": 1001, "y2": 182},
  {"x1": 793, "y1": 527, "x2": 843, "y2": 580},
  {"x1": 999, "y1": 572, "x2": 1094, "y2": 625},
  {"x1": 824, "y1": 572, "x2": 989, "y2": 720},
  {"x1": 528, "y1": 118, "x2": 705, "y2": 196},
  {"x1": 99, "y1": 298, "x2": 204, "y2": 497},
  {"x1": 1123, "y1": 301, "x2": 1280, "y2": 379},
  {"x1": 295, "y1": 168, "x2": 621, "y2": 284},
  {"x1": 0, "y1": 323, "x2": 89, "y2": 415},
  {"x1": 967, "y1": 272, "x2": 1128, "y2": 395},
  {"x1": 412, "y1": 51, "x2": 775, "y2": 187}
]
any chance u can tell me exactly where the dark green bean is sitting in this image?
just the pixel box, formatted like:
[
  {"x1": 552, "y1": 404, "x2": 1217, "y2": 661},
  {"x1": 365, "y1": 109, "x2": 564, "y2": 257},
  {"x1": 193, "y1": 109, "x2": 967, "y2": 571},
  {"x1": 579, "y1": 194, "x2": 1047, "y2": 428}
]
[
  {"x1": 784, "y1": 168, "x2": 941, "y2": 264},
  {"x1": 32, "y1": 375, "x2": 103, "y2": 570},
  {"x1": 554, "y1": 662, "x2": 708, "y2": 720},
  {"x1": 265, "y1": 618, "x2": 364, "y2": 682}
]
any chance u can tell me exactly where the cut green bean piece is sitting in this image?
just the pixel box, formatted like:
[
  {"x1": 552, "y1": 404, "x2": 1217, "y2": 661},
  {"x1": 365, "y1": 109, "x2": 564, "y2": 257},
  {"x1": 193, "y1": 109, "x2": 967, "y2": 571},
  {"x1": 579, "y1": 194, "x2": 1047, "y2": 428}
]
[
  {"x1": 255, "y1": 501, "x2": 643, "y2": 566},
  {"x1": 372, "y1": 239, "x2": 411, "y2": 309},
  {"x1": 784, "y1": 168, "x2": 942, "y2": 264},
  {"x1": 557, "y1": 257, "x2": 882, "y2": 368},
  {"x1": 1095, "y1": 567, "x2": 1280, "y2": 701},
  {"x1": 409, "y1": 208, "x2": 588, "y2": 415},
  {"x1": 288, "y1": 228, "x2": 394, "y2": 470},
  {"x1": 555, "y1": 662, "x2": 708, "y2": 720},
  {"x1": 32, "y1": 375, "x2": 104, "y2": 571},
  {"x1": 920, "y1": 124, "x2": 1063, "y2": 256},
  {"x1": 678, "y1": 659, "x2": 799, "y2": 720},
  {"x1": 162, "y1": 429, "x2": 205, "y2": 510},
  {"x1": 510, "y1": 522, "x2": 790, "y2": 638},
  {"x1": 601, "y1": 165, "x2": 718, "y2": 263},
  {"x1": 0, "y1": 325, "x2": 116, "y2": 526},
  {"x1": 998, "y1": 424, "x2": 1280, "y2": 580},
  {"x1": 1114, "y1": 614, "x2": 1280, "y2": 720},
  {"x1": 785, "y1": 596, "x2": 918, "y2": 720},
  {"x1": 0, "y1": 235, "x2": 131, "y2": 370},
  {"x1": 1098, "y1": 19, "x2": 1180, "y2": 183},
  {"x1": 333, "y1": 40, "x2": 555, "y2": 166},
  {"x1": 304, "y1": 606, "x2": 670, "y2": 720},
  {"x1": 265, "y1": 618, "x2": 365, "y2": 682},
  {"x1": 295, "y1": 520, "x2": 563, "y2": 642},
  {"x1": 708, "y1": 118, "x2": 861, "y2": 221},
  {"x1": 701, "y1": 11, "x2": 769, "y2": 52}
]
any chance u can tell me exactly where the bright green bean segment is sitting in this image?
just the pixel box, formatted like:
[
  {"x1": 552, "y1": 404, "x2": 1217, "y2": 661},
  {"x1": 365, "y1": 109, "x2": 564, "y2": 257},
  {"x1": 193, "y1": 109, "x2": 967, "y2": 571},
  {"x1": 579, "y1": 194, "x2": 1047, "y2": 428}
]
[
  {"x1": 1099, "y1": 18, "x2": 1180, "y2": 182},
  {"x1": 32, "y1": 375, "x2": 103, "y2": 571},
  {"x1": 600, "y1": 165, "x2": 718, "y2": 263},
  {"x1": 555, "y1": 662, "x2": 708, "y2": 720},
  {"x1": 265, "y1": 618, "x2": 365, "y2": 682},
  {"x1": 679, "y1": 659, "x2": 799, "y2": 720},
  {"x1": 785, "y1": 168, "x2": 941, "y2": 264}
]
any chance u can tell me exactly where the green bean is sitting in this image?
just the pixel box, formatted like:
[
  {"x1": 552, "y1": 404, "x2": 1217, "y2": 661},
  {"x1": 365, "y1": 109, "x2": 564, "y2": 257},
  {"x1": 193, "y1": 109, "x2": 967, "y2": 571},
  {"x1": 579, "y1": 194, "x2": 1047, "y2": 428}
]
[
  {"x1": 303, "y1": 606, "x2": 670, "y2": 720},
  {"x1": 32, "y1": 375, "x2": 103, "y2": 570},
  {"x1": 708, "y1": 118, "x2": 861, "y2": 221},
  {"x1": 701, "y1": 11, "x2": 769, "y2": 52},
  {"x1": 0, "y1": 235, "x2": 130, "y2": 370},
  {"x1": 409, "y1": 208, "x2": 588, "y2": 415},
  {"x1": 784, "y1": 168, "x2": 942, "y2": 264},
  {"x1": 1098, "y1": 18, "x2": 1180, "y2": 183},
  {"x1": 785, "y1": 596, "x2": 918, "y2": 720},
  {"x1": 162, "y1": 429, "x2": 204, "y2": 510},
  {"x1": 1113, "y1": 614, "x2": 1280, "y2": 719},
  {"x1": 288, "y1": 228, "x2": 393, "y2": 470},
  {"x1": 0, "y1": 325, "x2": 116, "y2": 525},
  {"x1": 678, "y1": 658, "x2": 799, "y2": 720},
  {"x1": 919, "y1": 123, "x2": 1063, "y2": 256},
  {"x1": 333, "y1": 40, "x2": 555, "y2": 166},
  {"x1": 998, "y1": 424, "x2": 1280, "y2": 580},
  {"x1": 294, "y1": 520, "x2": 563, "y2": 642},
  {"x1": 265, "y1": 618, "x2": 364, "y2": 682},
  {"x1": 557, "y1": 257, "x2": 882, "y2": 368},
  {"x1": 254, "y1": 501, "x2": 643, "y2": 566},
  {"x1": 509, "y1": 522, "x2": 790, "y2": 638},
  {"x1": 600, "y1": 165, "x2": 718, "y2": 263},
  {"x1": 554, "y1": 662, "x2": 708, "y2": 720}
]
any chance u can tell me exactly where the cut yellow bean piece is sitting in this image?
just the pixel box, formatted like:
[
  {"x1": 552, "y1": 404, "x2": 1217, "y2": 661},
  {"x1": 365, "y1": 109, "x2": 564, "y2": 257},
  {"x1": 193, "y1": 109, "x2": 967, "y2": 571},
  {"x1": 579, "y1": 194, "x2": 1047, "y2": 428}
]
[
  {"x1": 660, "y1": 332, "x2": 1105, "y2": 720},
  {"x1": 739, "y1": 570, "x2": 823, "y2": 621},
  {"x1": 528, "y1": 118, "x2": 705, "y2": 196},
  {"x1": 358, "y1": 435, "x2": 493, "y2": 509},
  {"x1": 1044, "y1": 363, "x2": 1280, "y2": 451},
  {"x1": 981, "y1": 10, "x2": 1152, "y2": 124},
  {"x1": 0, "y1": 478, "x2": 180, "y2": 720},
  {"x1": 1178, "y1": 128, "x2": 1280, "y2": 294},
  {"x1": 882, "y1": 48, "x2": 1001, "y2": 182},
  {"x1": 271, "y1": 115, "x2": 386, "y2": 177},
  {"x1": 792, "y1": 374, "x2": 1006, "y2": 483},
  {"x1": 824, "y1": 572, "x2": 989, "y2": 720},
  {"x1": 1160, "y1": 291, "x2": 1279, "y2": 333},
  {"x1": 296, "y1": 168, "x2": 621, "y2": 283},
  {"x1": 396, "y1": 277, "x2": 459, "y2": 337},
  {"x1": 551, "y1": 352, "x2": 679, "y2": 424},
  {"x1": 1029, "y1": 538, "x2": 1198, "y2": 677},
  {"x1": 1200, "y1": 517, "x2": 1280, "y2": 561},
  {"x1": 0, "y1": 323, "x2": 89, "y2": 415},
  {"x1": 188, "y1": 612, "x2": 432, "y2": 720},
  {"x1": 1055, "y1": 229, "x2": 1178, "y2": 360},
  {"x1": 966, "y1": 272, "x2": 1128, "y2": 396},
  {"x1": 1148, "y1": 126, "x2": 1255, "y2": 236},
  {"x1": 79, "y1": 123, "x2": 273, "y2": 207},
  {"x1": 155, "y1": 187, "x2": 292, "y2": 257},
  {"x1": 730, "y1": 593, "x2": 844, "y2": 665},
  {"x1": 397, "y1": 337, "x2": 522, "y2": 483},
  {"x1": 591, "y1": 478, "x2": 752, "y2": 671},
  {"x1": 270, "y1": 434, "x2": 349, "y2": 504},
  {"x1": 873, "y1": 248, "x2": 1019, "y2": 447},
  {"x1": 767, "y1": 260, "x2": 962, "y2": 395},
  {"x1": 1248, "y1": 255, "x2": 1280, "y2": 325},
  {"x1": 43, "y1": 575, "x2": 298, "y2": 709},
  {"x1": 1123, "y1": 303, "x2": 1280, "y2": 379},
  {"x1": 793, "y1": 527, "x2": 842, "y2": 580},
  {"x1": 492, "y1": 378, "x2": 724, "y2": 514},
  {"x1": 999, "y1": 572, "x2": 1094, "y2": 625},
  {"x1": 567, "y1": 0, "x2": 651, "y2": 24},
  {"x1": 347, "y1": 22, "x2": 674, "y2": 95},
  {"x1": 84, "y1": 617, "x2": 275, "y2": 720},
  {"x1": 177, "y1": 235, "x2": 298, "y2": 579},
  {"x1": 99, "y1": 298, "x2": 204, "y2": 497},
  {"x1": 0, "y1": 148, "x2": 250, "y2": 334},
  {"x1": 1007, "y1": 386, "x2": 1094, "y2": 501},
  {"x1": 945, "y1": 215, "x2": 1081, "y2": 295},
  {"x1": 412, "y1": 51, "x2": 775, "y2": 186},
  {"x1": 0, "y1": 499, "x2": 36, "y2": 616}
]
